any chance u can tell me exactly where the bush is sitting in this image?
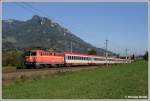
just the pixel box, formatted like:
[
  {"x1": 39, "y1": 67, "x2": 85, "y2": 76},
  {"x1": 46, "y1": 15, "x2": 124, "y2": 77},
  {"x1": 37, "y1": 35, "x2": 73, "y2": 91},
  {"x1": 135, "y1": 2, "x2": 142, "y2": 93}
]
[{"x1": 2, "y1": 50, "x2": 25, "y2": 67}]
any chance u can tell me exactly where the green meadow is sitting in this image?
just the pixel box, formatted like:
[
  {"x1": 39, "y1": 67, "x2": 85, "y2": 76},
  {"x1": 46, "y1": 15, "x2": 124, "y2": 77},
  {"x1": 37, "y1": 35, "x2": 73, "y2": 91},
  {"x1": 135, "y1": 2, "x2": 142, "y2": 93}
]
[{"x1": 3, "y1": 61, "x2": 148, "y2": 99}]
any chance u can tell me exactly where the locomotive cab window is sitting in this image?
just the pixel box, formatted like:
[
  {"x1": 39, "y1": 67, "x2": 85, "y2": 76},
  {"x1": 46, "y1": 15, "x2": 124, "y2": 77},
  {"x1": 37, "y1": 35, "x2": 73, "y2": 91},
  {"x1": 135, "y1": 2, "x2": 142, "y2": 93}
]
[
  {"x1": 31, "y1": 52, "x2": 37, "y2": 56},
  {"x1": 25, "y1": 51, "x2": 30, "y2": 56}
]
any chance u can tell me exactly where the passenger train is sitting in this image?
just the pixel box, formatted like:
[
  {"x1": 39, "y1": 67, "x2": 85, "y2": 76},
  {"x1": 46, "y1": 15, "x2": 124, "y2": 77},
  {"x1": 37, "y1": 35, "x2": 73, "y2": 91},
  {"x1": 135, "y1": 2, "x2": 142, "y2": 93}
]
[{"x1": 25, "y1": 49, "x2": 131, "y2": 68}]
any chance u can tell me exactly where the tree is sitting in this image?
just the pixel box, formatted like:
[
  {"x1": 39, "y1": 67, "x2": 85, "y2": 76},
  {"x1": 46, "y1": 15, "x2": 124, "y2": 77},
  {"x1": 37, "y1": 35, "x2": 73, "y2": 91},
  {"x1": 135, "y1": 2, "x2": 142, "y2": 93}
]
[
  {"x1": 143, "y1": 51, "x2": 148, "y2": 61},
  {"x1": 2, "y1": 50, "x2": 24, "y2": 66},
  {"x1": 88, "y1": 49, "x2": 97, "y2": 55}
]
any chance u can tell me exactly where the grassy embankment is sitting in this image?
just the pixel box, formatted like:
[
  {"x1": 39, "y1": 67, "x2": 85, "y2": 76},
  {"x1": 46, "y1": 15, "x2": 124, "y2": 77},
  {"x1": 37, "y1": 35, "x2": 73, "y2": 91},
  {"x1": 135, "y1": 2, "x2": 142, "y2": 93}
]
[{"x1": 3, "y1": 61, "x2": 148, "y2": 99}]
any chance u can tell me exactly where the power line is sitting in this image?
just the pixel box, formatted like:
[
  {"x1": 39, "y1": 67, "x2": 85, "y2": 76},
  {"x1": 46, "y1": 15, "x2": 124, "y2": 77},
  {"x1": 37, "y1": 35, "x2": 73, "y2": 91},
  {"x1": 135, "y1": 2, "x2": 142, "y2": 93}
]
[
  {"x1": 15, "y1": 2, "x2": 69, "y2": 28},
  {"x1": 22, "y1": 2, "x2": 70, "y2": 30},
  {"x1": 21, "y1": 2, "x2": 50, "y2": 18},
  {"x1": 14, "y1": 2, "x2": 39, "y2": 15},
  {"x1": 20, "y1": 2, "x2": 75, "y2": 52}
]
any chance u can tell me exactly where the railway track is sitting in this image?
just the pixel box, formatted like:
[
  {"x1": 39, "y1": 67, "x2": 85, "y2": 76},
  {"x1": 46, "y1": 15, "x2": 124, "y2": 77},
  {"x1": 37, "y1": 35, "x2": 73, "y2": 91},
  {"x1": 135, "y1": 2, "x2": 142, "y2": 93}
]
[{"x1": 3, "y1": 66, "x2": 99, "y2": 83}]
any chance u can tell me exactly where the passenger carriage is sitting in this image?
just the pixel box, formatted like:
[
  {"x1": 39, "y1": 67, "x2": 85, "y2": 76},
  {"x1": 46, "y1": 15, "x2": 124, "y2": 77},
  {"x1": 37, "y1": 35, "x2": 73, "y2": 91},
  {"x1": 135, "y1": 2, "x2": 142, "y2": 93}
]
[{"x1": 24, "y1": 49, "x2": 130, "y2": 68}]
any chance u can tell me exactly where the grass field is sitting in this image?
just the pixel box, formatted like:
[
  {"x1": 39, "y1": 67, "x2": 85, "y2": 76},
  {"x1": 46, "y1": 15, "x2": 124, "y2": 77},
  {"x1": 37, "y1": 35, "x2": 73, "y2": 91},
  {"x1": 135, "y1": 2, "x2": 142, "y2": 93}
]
[{"x1": 2, "y1": 61, "x2": 148, "y2": 99}]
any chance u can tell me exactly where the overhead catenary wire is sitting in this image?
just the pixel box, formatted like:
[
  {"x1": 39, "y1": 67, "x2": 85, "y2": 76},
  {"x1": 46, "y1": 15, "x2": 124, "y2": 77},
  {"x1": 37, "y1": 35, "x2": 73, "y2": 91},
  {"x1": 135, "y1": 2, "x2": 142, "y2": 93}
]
[{"x1": 108, "y1": 40, "x2": 128, "y2": 56}]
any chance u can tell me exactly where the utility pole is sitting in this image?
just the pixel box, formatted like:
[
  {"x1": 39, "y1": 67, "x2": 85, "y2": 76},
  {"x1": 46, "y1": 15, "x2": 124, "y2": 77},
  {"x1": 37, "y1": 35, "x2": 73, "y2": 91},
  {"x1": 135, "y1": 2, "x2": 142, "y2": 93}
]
[
  {"x1": 64, "y1": 32, "x2": 67, "y2": 51},
  {"x1": 105, "y1": 39, "x2": 108, "y2": 67},
  {"x1": 70, "y1": 41, "x2": 72, "y2": 52},
  {"x1": 125, "y1": 48, "x2": 128, "y2": 63}
]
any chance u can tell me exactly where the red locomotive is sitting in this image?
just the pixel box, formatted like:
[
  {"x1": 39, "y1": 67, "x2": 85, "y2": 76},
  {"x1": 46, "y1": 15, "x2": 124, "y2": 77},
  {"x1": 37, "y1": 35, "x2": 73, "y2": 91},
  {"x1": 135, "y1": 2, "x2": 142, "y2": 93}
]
[
  {"x1": 25, "y1": 49, "x2": 64, "y2": 68},
  {"x1": 24, "y1": 49, "x2": 129, "y2": 68}
]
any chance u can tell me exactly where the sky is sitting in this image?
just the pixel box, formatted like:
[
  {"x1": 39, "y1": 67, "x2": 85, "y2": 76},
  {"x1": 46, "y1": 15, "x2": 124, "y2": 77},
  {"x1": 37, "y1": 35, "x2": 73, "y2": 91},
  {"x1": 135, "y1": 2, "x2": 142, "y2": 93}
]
[{"x1": 2, "y1": 2, "x2": 148, "y2": 56}]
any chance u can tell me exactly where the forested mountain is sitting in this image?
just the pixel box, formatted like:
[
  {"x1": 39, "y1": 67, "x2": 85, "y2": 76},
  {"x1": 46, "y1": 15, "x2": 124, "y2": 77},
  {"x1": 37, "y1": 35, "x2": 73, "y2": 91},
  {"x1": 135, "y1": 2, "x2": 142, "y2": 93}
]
[{"x1": 2, "y1": 15, "x2": 116, "y2": 56}]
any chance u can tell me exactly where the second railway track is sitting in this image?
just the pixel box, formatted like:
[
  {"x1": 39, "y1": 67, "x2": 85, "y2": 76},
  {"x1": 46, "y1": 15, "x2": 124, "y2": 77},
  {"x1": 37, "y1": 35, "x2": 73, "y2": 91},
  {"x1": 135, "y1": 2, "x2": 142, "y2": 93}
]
[{"x1": 3, "y1": 66, "x2": 99, "y2": 83}]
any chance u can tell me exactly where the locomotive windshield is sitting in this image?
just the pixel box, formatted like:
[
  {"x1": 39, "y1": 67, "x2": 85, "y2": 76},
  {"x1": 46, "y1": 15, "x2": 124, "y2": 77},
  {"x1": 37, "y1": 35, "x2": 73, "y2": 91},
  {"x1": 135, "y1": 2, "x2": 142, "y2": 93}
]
[
  {"x1": 30, "y1": 52, "x2": 36, "y2": 56},
  {"x1": 25, "y1": 51, "x2": 36, "y2": 56},
  {"x1": 25, "y1": 51, "x2": 30, "y2": 56}
]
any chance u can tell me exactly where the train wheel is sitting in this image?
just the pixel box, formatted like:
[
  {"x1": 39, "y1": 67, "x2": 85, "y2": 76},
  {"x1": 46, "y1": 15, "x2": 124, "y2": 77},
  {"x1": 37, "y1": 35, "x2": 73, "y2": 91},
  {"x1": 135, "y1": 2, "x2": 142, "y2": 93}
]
[
  {"x1": 48, "y1": 64, "x2": 52, "y2": 68},
  {"x1": 66, "y1": 64, "x2": 72, "y2": 67},
  {"x1": 35, "y1": 64, "x2": 41, "y2": 69},
  {"x1": 56, "y1": 64, "x2": 60, "y2": 68}
]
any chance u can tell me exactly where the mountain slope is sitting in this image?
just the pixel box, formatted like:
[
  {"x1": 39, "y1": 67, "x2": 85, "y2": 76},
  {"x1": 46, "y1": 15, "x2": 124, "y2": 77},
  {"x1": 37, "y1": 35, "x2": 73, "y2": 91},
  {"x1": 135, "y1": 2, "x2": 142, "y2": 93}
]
[{"x1": 2, "y1": 15, "x2": 116, "y2": 56}]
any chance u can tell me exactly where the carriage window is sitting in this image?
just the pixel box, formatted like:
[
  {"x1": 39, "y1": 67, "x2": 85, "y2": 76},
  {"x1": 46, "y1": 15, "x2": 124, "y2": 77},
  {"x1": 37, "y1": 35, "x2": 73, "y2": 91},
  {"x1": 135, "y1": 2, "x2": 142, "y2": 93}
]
[{"x1": 70, "y1": 56, "x2": 71, "y2": 60}]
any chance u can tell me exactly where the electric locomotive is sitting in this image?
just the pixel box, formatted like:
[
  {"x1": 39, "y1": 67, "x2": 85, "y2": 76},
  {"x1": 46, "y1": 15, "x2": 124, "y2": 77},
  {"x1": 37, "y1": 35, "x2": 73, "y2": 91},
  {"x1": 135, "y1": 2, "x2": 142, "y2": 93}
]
[{"x1": 24, "y1": 49, "x2": 129, "y2": 69}]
